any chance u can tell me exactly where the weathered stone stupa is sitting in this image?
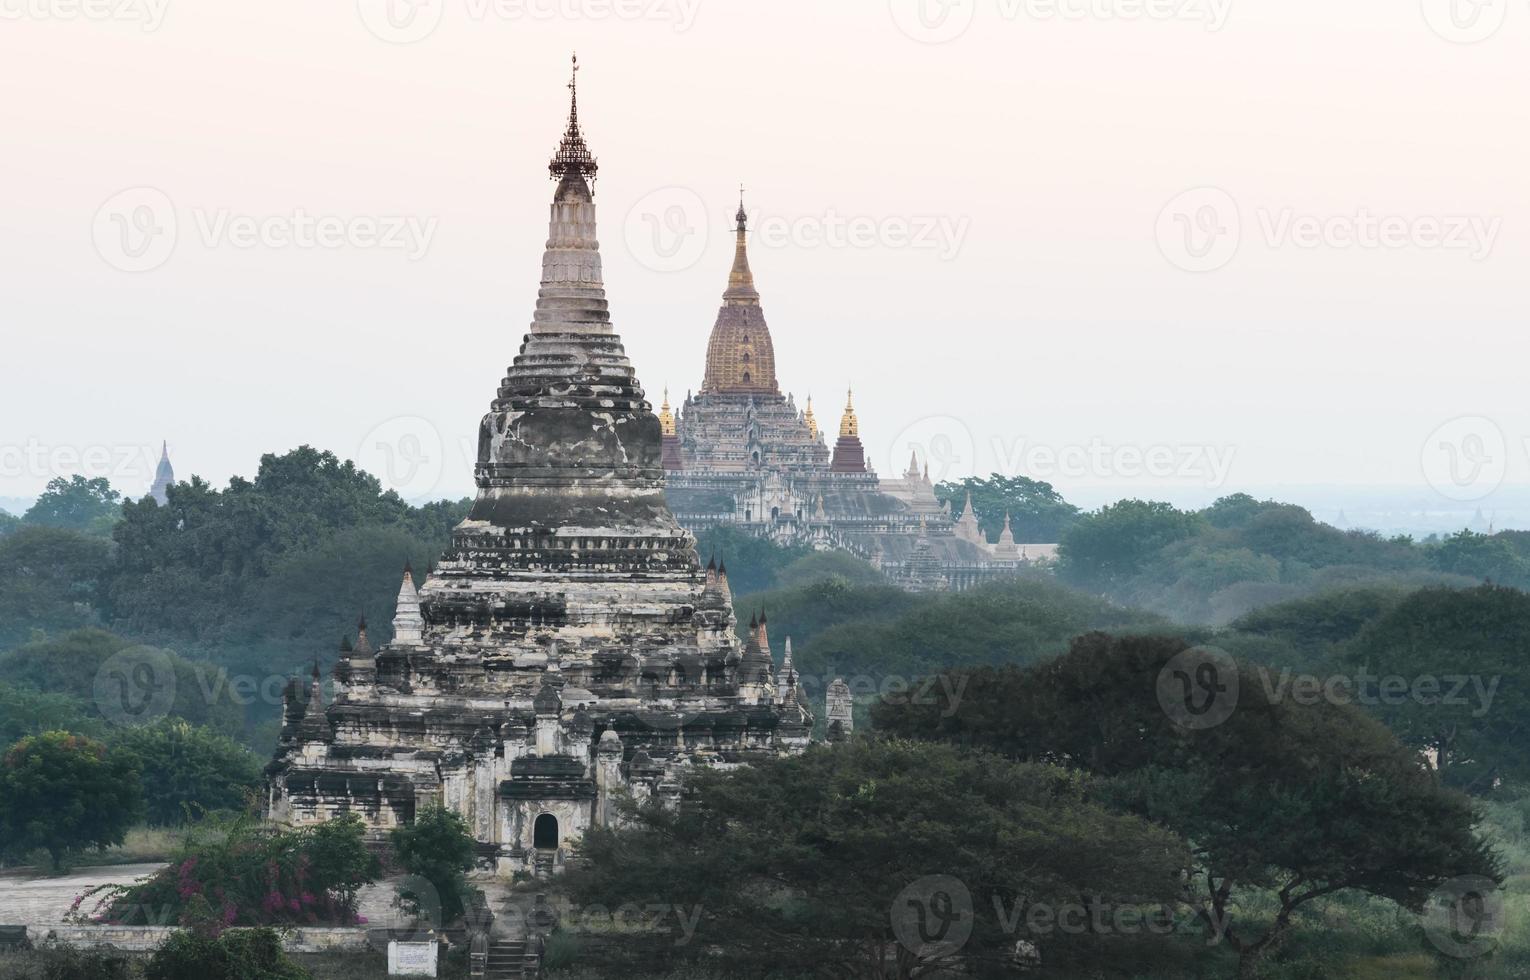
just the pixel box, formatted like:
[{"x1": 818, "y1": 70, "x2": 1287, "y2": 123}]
[{"x1": 265, "y1": 58, "x2": 812, "y2": 876}]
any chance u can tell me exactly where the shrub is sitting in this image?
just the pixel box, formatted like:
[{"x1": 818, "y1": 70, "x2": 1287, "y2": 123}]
[{"x1": 146, "y1": 928, "x2": 310, "y2": 980}]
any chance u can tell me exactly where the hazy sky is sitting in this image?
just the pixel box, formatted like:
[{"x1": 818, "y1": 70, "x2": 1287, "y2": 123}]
[{"x1": 3, "y1": 1, "x2": 1527, "y2": 515}]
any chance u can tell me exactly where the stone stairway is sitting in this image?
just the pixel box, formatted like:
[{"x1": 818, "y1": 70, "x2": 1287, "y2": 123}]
[{"x1": 485, "y1": 939, "x2": 529, "y2": 979}]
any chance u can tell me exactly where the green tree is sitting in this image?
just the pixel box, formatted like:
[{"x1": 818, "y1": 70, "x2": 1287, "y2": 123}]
[
  {"x1": 874, "y1": 634, "x2": 1501, "y2": 978},
  {"x1": 105, "y1": 448, "x2": 467, "y2": 678},
  {"x1": 1347, "y1": 584, "x2": 1530, "y2": 794},
  {"x1": 0, "y1": 507, "x2": 19, "y2": 537},
  {"x1": 1428, "y1": 529, "x2": 1527, "y2": 585},
  {"x1": 690, "y1": 525, "x2": 811, "y2": 597},
  {"x1": 565, "y1": 739, "x2": 1191, "y2": 980},
  {"x1": 0, "y1": 731, "x2": 144, "y2": 870},
  {"x1": 0, "y1": 526, "x2": 112, "y2": 645},
  {"x1": 24, "y1": 475, "x2": 123, "y2": 535},
  {"x1": 934, "y1": 474, "x2": 1081, "y2": 543},
  {"x1": 113, "y1": 719, "x2": 263, "y2": 825},
  {"x1": 0, "y1": 629, "x2": 245, "y2": 737},
  {"x1": 390, "y1": 804, "x2": 478, "y2": 926},
  {"x1": 0, "y1": 681, "x2": 99, "y2": 744},
  {"x1": 1056, "y1": 499, "x2": 1204, "y2": 591}
]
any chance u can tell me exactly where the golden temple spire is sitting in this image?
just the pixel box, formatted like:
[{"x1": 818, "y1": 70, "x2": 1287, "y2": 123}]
[
  {"x1": 839, "y1": 386, "x2": 859, "y2": 438},
  {"x1": 803, "y1": 394, "x2": 819, "y2": 440},
  {"x1": 658, "y1": 386, "x2": 676, "y2": 436},
  {"x1": 723, "y1": 184, "x2": 759, "y2": 306}
]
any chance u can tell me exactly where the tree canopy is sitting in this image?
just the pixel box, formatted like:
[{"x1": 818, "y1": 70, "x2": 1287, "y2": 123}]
[
  {"x1": 23, "y1": 475, "x2": 123, "y2": 535},
  {"x1": 873, "y1": 633, "x2": 1501, "y2": 976},
  {"x1": 565, "y1": 738, "x2": 1191, "y2": 979},
  {"x1": 0, "y1": 731, "x2": 144, "y2": 870},
  {"x1": 934, "y1": 474, "x2": 1080, "y2": 543}
]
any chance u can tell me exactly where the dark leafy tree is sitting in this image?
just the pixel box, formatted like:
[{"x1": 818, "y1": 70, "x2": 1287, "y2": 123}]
[
  {"x1": 1427, "y1": 529, "x2": 1528, "y2": 585},
  {"x1": 0, "y1": 731, "x2": 143, "y2": 870},
  {"x1": 23, "y1": 475, "x2": 123, "y2": 535},
  {"x1": 0, "y1": 526, "x2": 112, "y2": 645},
  {"x1": 691, "y1": 524, "x2": 812, "y2": 597},
  {"x1": 0, "y1": 629, "x2": 246, "y2": 737},
  {"x1": 1057, "y1": 500, "x2": 1203, "y2": 590},
  {"x1": 874, "y1": 633, "x2": 1501, "y2": 978},
  {"x1": 113, "y1": 719, "x2": 264, "y2": 825},
  {"x1": 934, "y1": 474, "x2": 1081, "y2": 543},
  {"x1": 1347, "y1": 584, "x2": 1530, "y2": 794},
  {"x1": 565, "y1": 739, "x2": 1191, "y2": 980},
  {"x1": 0, "y1": 681, "x2": 100, "y2": 744},
  {"x1": 390, "y1": 804, "x2": 479, "y2": 926}
]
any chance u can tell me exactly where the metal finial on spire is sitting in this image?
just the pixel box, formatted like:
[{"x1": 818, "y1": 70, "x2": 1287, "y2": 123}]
[
  {"x1": 549, "y1": 52, "x2": 598, "y2": 184},
  {"x1": 736, "y1": 183, "x2": 747, "y2": 230}
]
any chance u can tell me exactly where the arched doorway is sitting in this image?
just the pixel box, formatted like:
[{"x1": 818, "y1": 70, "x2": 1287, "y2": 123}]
[{"x1": 533, "y1": 813, "x2": 559, "y2": 850}]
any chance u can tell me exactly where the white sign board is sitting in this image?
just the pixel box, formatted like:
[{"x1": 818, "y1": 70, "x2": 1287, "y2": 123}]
[{"x1": 388, "y1": 940, "x2": 438, "y2": 977}]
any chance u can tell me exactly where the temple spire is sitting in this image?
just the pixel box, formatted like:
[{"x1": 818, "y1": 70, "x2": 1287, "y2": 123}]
[
  {"x1": 549, "y1": 53, "x2": 598, "y2": 185},
  {"x1": 658, "y1": 386, "x2": 677, "y2": 437},
  {"x1": 839, "y1": 387, "x2": 859, "y2": 438},
  {"x1": 723, "y1": 185, "x2": 759, "y2": 306}
]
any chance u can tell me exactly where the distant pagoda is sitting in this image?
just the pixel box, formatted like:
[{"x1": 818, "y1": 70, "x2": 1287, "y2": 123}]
[
  {"x1": 266, "y1": 58, "x2": 812, "y2": 876},
  {"x1": 149, "y1": 442, "x2": 174, "y2": 505}
]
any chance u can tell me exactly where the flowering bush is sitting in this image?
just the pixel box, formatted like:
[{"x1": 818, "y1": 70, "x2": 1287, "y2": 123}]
[{"x1": 103, "y1": 815, "x2": 379, "y2": 931}]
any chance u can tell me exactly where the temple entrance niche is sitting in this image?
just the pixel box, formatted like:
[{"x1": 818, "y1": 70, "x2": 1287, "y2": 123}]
[{"x1": 533, "y1": 813, "x2": 559, "y2": 850}]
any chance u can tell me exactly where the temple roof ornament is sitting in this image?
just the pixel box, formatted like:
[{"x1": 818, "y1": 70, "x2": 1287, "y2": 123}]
[
  {"x1": 548, "y1": 53, "x2": 597, "y2": 184},
  {"x1": 839, "y1": 387, "x2": 859, "y2": 438},
  {"x1": 803, "y1": 395, "x2": 819, "y2": 440}
]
